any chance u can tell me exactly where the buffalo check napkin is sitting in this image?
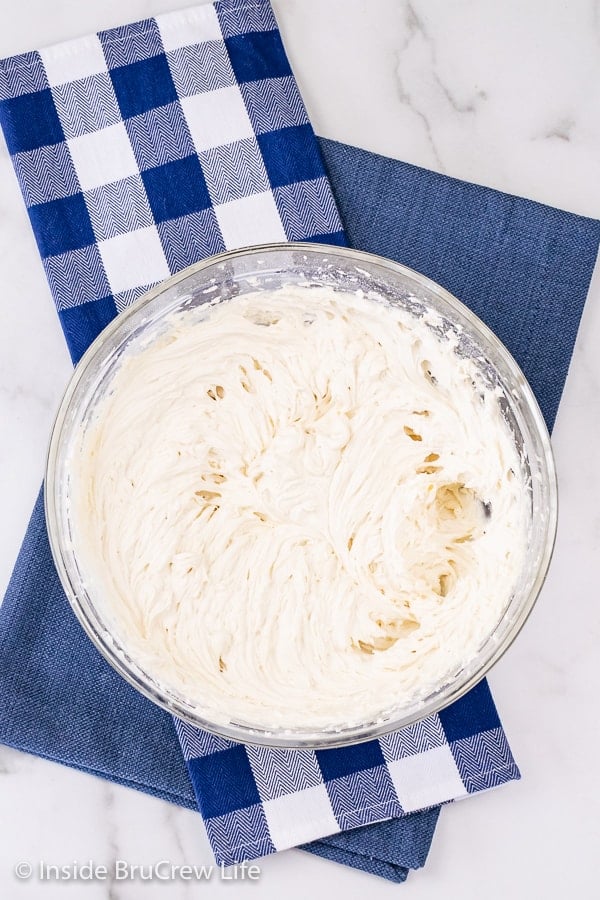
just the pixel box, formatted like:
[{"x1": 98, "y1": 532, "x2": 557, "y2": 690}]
[{"x1": 0, "y1": 0, "x2": 530, "y2": 876}]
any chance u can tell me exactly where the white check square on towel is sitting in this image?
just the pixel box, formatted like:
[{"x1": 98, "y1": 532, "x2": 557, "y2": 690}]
[
  {"x1": 388, "y1": 747, "x2": 467, "y2": 813},
  {"x1": 214, "y1": 191, "x2": 286, "y2": 245},
  {"x1": 181, "y1": 85, "x2": 255, "y2": 152},
  {"x1": 68, "y1": 122, "x2": 139, "y2": 191},
  {"x1": 97, "y1": 226, "x2": 170, "y2": 293},
  {"x1": 263, "y1": 787, "x2": 339, "y2": 849},
  {"x1": 40, "y1": 36, "x2": 108, "y2": 85},
  {"x1": 157, "y1": 5, "x2": 223, "y2": 49}
]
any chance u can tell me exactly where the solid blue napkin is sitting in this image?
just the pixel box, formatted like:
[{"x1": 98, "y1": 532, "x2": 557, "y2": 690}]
[{"x1": 0, "y1": 137, "x2": 598, "y2": 881}]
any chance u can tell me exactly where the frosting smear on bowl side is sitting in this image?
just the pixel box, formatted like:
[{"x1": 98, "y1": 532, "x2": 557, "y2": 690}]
[{"x1": 71, "y1": 286, "x2": 528, "y2": 730}]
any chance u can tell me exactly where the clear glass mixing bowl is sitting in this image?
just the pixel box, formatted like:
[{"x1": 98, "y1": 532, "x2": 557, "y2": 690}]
[{"x1": 45, "y1": 243, "x2": 558, "y2": 748}]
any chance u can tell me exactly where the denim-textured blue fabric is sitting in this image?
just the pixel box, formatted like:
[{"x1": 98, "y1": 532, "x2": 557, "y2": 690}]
[
  {"x1": 0, "y1": 135, "x2": 597, "y2": 880},
  {"x1": 1, "y1": 137, "x2": 598, "y2": 880},
  {"x1": 302, "y1": 805, "x2": 440, "y2": 883}
]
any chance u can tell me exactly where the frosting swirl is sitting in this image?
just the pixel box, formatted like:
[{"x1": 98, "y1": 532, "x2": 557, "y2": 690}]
[{"x1": 72, "y1": 286, "x2": 528, "y2": 729}]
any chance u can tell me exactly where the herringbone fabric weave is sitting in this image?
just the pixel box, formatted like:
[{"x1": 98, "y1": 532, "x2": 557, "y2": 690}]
[
  {"x1": 0, "y1": 0, "x2": 522, "y2": 870},
  {"x1": 0, "y1": 1, "x2": 345, "y2": 363}
]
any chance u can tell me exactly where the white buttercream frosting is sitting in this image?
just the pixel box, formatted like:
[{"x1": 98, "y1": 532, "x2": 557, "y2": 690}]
[{"x1": 71, "y1": 286, "x2": 528, "y2": 730}]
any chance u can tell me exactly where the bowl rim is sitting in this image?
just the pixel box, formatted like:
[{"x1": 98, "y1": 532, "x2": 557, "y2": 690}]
[{"x1": 44, "y1": 241, "x2": 559, "y2": 748}]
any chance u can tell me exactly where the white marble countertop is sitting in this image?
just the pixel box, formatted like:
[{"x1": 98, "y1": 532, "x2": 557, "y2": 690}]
[{"x1": 1, "y1": 1, "x2": 599, "y2": 897}]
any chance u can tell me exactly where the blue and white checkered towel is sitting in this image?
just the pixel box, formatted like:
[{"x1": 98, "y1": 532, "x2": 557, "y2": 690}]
[{"x1": 0, "y1": 0, "x2": 519, "y2": 868}]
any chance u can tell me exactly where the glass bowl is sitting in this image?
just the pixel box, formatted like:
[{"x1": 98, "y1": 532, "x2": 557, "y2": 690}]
[{"x1": 45, "y1": 243, "x2": 558, "y2": 748}]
